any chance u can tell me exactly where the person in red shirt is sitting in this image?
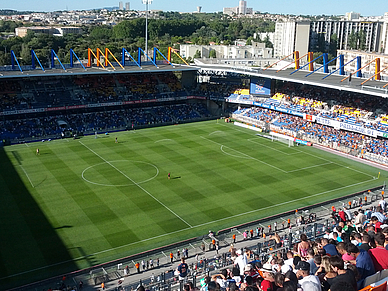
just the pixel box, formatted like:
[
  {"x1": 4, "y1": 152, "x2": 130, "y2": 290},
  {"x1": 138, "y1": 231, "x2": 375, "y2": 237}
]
[
  {"x1": 371, "y1": 216, "x2": 382, "y2": 232},
  {"x1": 338, "y1": 208, "x2": 346, "y2": 222},
  {"x1": 259, "y1": 264, "x2": 275, "y2": 291},
  {"x1": 369, "y1": 232, "x2": 388, "y2": 271}
]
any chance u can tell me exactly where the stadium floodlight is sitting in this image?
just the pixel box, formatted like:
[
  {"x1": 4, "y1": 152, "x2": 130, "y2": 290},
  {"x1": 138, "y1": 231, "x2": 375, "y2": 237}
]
[{"x1": 142, "y1": 0, "x2": 153, "y2": 57}]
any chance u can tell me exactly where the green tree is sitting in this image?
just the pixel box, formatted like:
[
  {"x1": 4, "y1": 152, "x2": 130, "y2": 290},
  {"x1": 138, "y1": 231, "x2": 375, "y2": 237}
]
[
  {"x1": 193, "y1": 50, "x2": 201, "y2": 58},
  {"x1": 209, "y1": 49, "x2": 216, "y2": 58},
  {"x1": 358, "y1": 30, "x2": 366, "y2": 51},
  {"x1": 329, "y1": 33, "x2": 338, "y2": 56},
  {"x1": 89, "y1": 26, "x2": 113, "y2": 42},
  {"x1": 348, "y1": 32, "x2": 358, "y2": 50},
  {"x1": 264, "y1": 35, "x2": 273, "y2": 48}
]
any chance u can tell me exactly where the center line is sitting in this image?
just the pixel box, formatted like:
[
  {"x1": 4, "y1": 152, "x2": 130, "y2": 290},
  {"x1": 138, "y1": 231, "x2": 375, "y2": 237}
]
[{"x1": 79, "y1": 141, "x2": 192, "y2": 228}]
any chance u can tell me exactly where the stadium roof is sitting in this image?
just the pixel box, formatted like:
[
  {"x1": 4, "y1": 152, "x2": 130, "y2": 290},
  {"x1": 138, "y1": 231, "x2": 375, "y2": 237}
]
[
  {"x1": 2, "y1": 61, "x2": 388, "y2": 99},
  {"x1": 198, "y1": 65, "x2": 388, "y2": 98},
  {"x1": 0, "y1": 63, "x2": 199, "y2": 79}
]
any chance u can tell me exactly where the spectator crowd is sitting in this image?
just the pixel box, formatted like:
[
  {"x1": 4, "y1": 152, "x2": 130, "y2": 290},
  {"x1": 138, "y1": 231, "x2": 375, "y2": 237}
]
[{"x1": 187, "y1": 198, "x2": 388, "y2": 291}]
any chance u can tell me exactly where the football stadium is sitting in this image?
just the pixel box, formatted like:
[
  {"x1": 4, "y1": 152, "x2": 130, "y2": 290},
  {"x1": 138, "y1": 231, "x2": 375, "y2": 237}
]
[{"x1": 1, "y1": 48, "x2": 388, "y2": 291}]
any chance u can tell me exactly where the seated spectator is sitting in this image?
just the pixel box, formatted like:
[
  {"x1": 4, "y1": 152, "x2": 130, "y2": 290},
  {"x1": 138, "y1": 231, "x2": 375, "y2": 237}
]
[
  {"x1": 274, "y1": 272, "x2": 285, "y2": 289},
  {"x1": 382, "y1": 228, "x2": 388, "y2": 250},
  {"x1": 368, "y1": 232, "x2": 388, "y2": 271},
  {"x1": 336, "y1": 242, "x2": 355, "y2": 262},
  {"x1": 259, "y1": 264, "x2": 275, "y2": 291},
  {"x1": 359, "y1": 234, "x2": 371, "y2": 251},
  {"x1": 351, "y1": 232, "x2": 362, "y2": 246},
  {"x1": 211, "y1": 269, "x2": 228, "y2": 290},
  {"x1": 315, "y1": 255, "x2": 337, "y2": 290},
  {"x1": 371, "y1": 206, "x2": 386, "y2": 223},
  {"x1": 370, "y1": 216, "x2": 382, "y2": 232},
  {"x1": 353, "y1": 211, "x2": 366, "y2": 232},
  {"x1": 284, "y1": 251, "x2": 294, "y2": 269},
  {"x1": 321, "y1": 238, "x2": 338, "y2": 256},
  {"x1": 295, "y1": 261, "x2": 322, "y2": 291},
  {"x1": 298, "y1": 233, "x2": 311, "y2": 259},
  {"x1": 307, "y1": 249, "x2": 319, "y2": 275},
  {"x1": 329, "y1": 255, "x2": 357, "y2": 291},
  {"x1": 345, "y1": 244, "x2": 375, "y2": 287}
]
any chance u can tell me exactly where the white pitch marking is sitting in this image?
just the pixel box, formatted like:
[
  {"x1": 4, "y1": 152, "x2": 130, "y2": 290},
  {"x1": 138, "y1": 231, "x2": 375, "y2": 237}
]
[
  {"x1": 209, "y1": 131, "x2": 224, "y2": 136},
  {"x1": 192, "y1": 177, "x2": 376, "y2": 229},
  {"x1": 247, "y1": 138, "x2": 302, "y2": 155},
  {"x1": 79, "y1": 141, "x2": 192, "y2": 228},
  {"x1": 220, "y1": 145, "x2": 252, "y2": 160},
  {"x1": 201, "y1": 136, "x2": 287, "y2": 173},
  {"x1": 3, "y1": 176, "x2": 377, "y2": 280},
  {"x1": 81, "y1": 160, "x2": 159, "y2": 187},
  {"x1": 154, "y1": 139, "x2": 173, "y2": 143},
  {"x1": 287, "y1": 162, "x2": 333, "y2": 173},
  {"x1": 20, "y1": 165, "x2": 34, "y2": 188},
  {"x1": 302, "y1": 150, "x2": 375, "y2": 179}
]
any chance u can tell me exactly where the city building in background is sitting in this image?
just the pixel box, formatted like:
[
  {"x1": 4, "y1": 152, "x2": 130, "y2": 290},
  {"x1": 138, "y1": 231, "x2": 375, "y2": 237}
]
[
  {"x1": 273, "y1": 21, "x2": 310, "y2": 58},
  {"x1": 15, "y1": 26, "x2": 82, "y2": 37},
  {"x1": 125, "y1": 2, "x2": 130, "y2": 10},
  {"x1": 345, "y1": 11, "x2": 361, "y2": 20},
  {"x1": 119, "y1": 1, "x2": 124, "y2": 10},
  {"x1": 180, "y1": 41, "x2": 273, "y2": 60},
  {"x1": 309, "y1": 19, "x2": 381, "y2": 53},
  {"x1": 223, "y1": 0, "x2": 253, "y2": 16},
  {"x1": 273, "y1": 13, "x2": 388, "y2": 59}
]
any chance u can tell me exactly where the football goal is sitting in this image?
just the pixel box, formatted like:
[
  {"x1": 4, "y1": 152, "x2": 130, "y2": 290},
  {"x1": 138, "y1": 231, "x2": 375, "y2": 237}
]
[{"x1": 270, "y1": 132, "x2": 294, "y2": 147}]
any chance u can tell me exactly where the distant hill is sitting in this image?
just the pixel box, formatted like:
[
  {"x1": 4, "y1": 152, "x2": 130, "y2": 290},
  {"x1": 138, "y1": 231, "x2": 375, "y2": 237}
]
[
  {"x1": 0, "y1": 9, "x2": 34, "y2": 15},
  {"x1": 102, "y1": 7, "x2": 120, "y2": 11}
]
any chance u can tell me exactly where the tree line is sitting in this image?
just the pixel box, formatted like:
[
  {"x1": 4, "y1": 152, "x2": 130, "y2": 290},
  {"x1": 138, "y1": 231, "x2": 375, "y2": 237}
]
[{"x1": 0, "y1": 13, "x2": 275, "y2": 66}]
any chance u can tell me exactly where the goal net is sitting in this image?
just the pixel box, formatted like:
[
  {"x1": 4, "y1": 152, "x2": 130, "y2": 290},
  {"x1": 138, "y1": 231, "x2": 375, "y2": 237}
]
[{"x1": 270, "y1": 132, "x2": 294, "y2": 147}]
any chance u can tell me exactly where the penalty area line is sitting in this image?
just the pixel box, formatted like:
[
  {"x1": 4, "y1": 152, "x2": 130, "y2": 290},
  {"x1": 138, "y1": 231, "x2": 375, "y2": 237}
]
[{"x1": 201, "y1": 136, "x2": 287, "y2": 173}]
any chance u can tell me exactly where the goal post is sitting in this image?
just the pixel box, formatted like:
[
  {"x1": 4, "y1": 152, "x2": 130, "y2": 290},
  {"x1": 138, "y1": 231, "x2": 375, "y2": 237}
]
[{"x1": 270, "y1": 132, "x2": 294, "y2": 147}]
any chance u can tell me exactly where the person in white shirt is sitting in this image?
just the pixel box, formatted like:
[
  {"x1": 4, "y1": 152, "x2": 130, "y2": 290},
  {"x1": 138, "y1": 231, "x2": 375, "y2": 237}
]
[
  {"x1": 379, "y1": 198, "x2": 387, "y2": 213},
  {"x1": 295, "y1": 261, "x2": 322, "y2": 291},
  {"x1": 234, "y1": 249, "x2": 247, "y2": 276}
]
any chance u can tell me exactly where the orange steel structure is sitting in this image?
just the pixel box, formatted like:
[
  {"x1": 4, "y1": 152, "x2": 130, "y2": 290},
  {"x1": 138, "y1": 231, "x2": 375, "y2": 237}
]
[
  {"x1": 263, "y1": 52, "x2": 295, "y2": 71},
  {"x1": 104, "y1": 48, "x2": 124, "y2": 69},
  {"x1": 341, "y1": 58, "x2": 381, "y2": 82},
  {"x1": 308, "y1": 52, "x2": 314, "y2": 71},
  {"x1": 167, "y1": 47, "x2": 189, "y2": 66},
  {"x1": 361, "y1": 64, "x2": 388, "y2": 86},
  {"x1": 88, "y1": 48, "x2": 125, "y2": 70},
  {"x1": 87, "y1": 48, "x2": 105, "y2": 69},
  {"x1": 276, "y1": 52, "x2": 309, "y2": 73}
]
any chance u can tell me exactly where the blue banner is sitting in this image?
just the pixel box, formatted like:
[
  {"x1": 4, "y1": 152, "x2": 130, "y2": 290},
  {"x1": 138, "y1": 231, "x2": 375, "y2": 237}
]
[{"x1": 250, "y1": 78, "x2": 271, "y2": 95}]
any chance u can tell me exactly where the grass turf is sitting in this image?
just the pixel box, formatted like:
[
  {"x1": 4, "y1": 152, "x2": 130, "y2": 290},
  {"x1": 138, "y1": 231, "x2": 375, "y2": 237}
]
[{"x1": 0, "y1": 120, "x2": 386, "y2": 288}]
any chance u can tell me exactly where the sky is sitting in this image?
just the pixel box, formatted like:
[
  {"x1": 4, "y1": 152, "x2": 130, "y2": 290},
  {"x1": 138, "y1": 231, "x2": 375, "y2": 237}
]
[{"x1": 1, "y1": 0, "x2": 387, "y2": 17}]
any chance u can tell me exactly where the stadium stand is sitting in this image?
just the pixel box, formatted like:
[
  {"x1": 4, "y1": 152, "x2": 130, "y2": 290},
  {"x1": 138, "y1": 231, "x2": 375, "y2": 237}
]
[{"x1": 4, "y1": 70, "x2": 388, "y2": 291}]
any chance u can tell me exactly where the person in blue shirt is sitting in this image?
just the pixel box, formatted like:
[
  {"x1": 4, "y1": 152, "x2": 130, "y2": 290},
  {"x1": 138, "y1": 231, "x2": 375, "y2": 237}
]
[
  {"x1": 345, "y1": 244, "x2": 375, "y2": 288},
  {"x1": 177, "y1": 258, "x2": 189, "y2": 281},
  {"x1": 321, "y1": 238, "x2": 339, "y2": 256}
]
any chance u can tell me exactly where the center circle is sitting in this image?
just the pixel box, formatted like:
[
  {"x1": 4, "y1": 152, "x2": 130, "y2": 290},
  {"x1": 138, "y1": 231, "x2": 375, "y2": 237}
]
[{"x1": 82, "y1": 160, "x2": 159, "y2": 187}]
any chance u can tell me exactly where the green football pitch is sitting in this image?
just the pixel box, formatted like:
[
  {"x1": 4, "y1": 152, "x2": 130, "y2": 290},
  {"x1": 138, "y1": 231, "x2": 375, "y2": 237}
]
[{"x1": 0, "y1": 120, "x2": 385, "y2": 288}]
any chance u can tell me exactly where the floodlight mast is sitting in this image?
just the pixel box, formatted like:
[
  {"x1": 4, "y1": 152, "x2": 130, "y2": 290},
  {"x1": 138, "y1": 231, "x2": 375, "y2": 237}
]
[{"x1": 142, "y1": 0, "x2": 152, "y2": 58}]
